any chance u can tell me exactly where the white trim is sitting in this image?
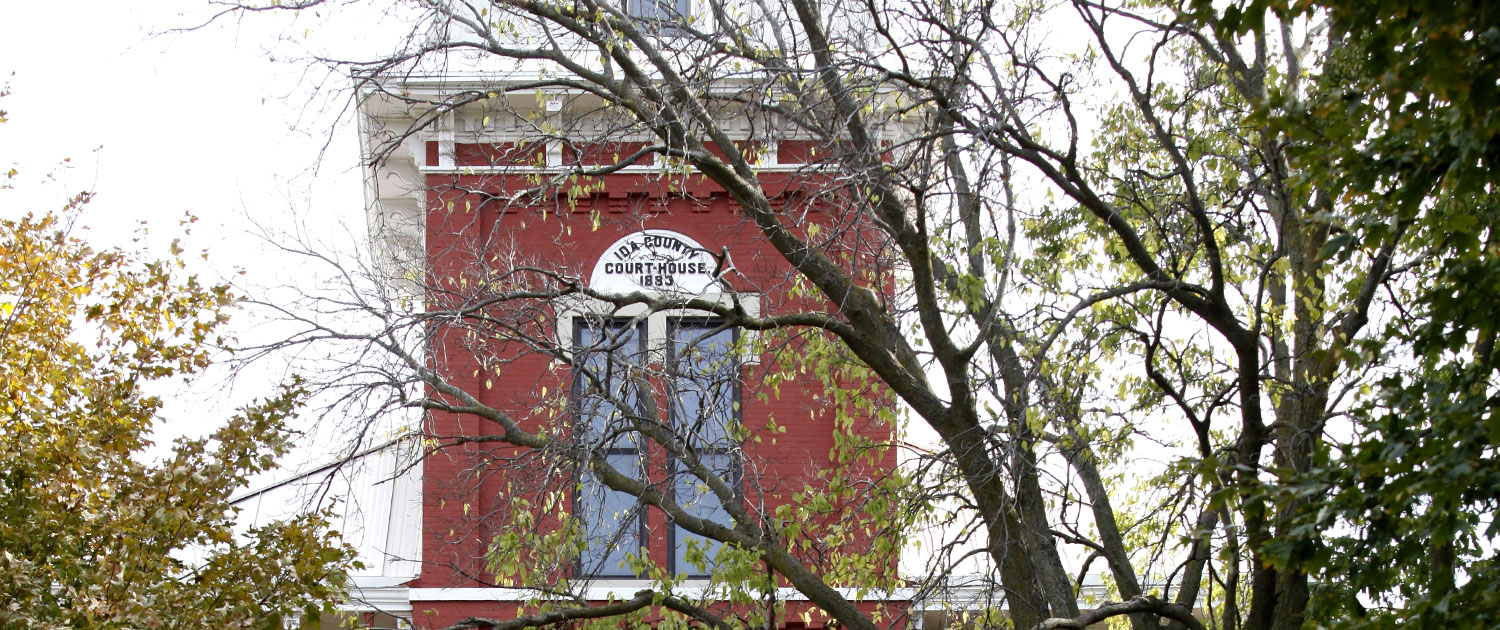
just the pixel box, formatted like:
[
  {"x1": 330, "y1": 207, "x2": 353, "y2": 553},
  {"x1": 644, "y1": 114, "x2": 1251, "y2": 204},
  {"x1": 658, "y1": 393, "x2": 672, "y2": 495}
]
[
  {"x1": 437, "y1": 112, "x2": 456, "y2": 169},
  {"x1": 345, "y1": 577, "x2": 416, "y2": 613},
  {"x1": 408, "y1": 585, "x2": 916, "y2": 602},
  {"x1": 546, "y1": 140, "x2": 563, "y2": 167},
  {"x1": 590, "y1": 229, "x2": 722, "y2": 296},
  {"x1": 554, "y1": 293, "x2": 763, "y2": 367},
  {"x1": 543, "y1": 93, "x2": 564, "y2": 113}
]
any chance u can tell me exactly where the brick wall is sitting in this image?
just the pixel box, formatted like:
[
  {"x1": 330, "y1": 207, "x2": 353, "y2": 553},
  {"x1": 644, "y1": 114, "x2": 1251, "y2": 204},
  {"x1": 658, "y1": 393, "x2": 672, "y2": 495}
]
[{"x1": 411, "y1": 163, "x2": 901, "y2": 624}]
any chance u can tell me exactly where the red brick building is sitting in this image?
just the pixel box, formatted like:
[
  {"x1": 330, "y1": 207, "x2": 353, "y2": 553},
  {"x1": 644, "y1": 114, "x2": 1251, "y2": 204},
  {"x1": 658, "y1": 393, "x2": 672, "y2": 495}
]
[{"x1": 343, "y1": 77, "x2": 907, "y2": 629}]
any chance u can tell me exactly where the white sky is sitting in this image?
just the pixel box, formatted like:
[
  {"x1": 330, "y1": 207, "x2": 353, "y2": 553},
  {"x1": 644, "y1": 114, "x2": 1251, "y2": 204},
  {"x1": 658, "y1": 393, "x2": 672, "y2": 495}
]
[
  {"x1": 0, "y1": 1, "x2": 379, "y2": 455},
  {"x1": 1, "y1": 2, "x2": 357, "y2": 237}
]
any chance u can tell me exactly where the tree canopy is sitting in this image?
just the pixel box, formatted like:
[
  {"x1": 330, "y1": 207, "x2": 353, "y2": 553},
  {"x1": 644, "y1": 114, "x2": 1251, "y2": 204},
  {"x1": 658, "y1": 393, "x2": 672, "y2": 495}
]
[
  {"x1": 0, "y1": 184, "x2": 358, "y2": 627},
  {"x1": 216, "y1": 1, "x2": 1498, "y2": 629}
]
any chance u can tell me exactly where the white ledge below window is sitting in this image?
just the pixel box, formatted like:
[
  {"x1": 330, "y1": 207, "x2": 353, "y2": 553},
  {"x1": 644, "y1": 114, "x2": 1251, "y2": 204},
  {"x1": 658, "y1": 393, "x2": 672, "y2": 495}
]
[{"x1": 406, "y1": 584, "x2": 918, "y2": 602}]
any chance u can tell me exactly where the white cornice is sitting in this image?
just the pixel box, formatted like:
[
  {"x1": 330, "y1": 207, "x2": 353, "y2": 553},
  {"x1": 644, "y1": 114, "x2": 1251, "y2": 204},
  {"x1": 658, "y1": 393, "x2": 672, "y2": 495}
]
[{"x1": 346, "y1": 576, "x2": 417, "y2": 613}]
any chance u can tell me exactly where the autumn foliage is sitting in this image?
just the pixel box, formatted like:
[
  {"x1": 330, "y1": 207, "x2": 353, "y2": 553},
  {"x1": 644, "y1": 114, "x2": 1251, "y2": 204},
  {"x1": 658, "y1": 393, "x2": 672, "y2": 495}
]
[{"x1": 0, "y1": 197, "x2": 356, "y2": 629}]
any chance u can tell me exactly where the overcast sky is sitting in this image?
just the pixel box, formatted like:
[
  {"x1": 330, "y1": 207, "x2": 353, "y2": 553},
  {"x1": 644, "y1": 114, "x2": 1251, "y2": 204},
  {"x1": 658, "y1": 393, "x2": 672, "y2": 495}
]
[
  {"x1": 2, "y1": 1, "x2": 367, "y2": 246},
  {"x1": 1, "y1": 1, "x2": 387, "y2": 456}
]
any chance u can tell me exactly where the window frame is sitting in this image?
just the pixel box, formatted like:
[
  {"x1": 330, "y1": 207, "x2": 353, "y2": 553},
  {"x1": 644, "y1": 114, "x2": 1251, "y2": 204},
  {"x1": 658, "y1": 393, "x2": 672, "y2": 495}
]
[
  {"x1": 664, "y1": 317, "x2": 743, "y2": 578},
  {"x1": 571, "y1": 316, "x2": 651, "y2": 579},
  {"x1": 552, "y1": 292, "x2": 761, "y2": 581},
  {"x1": 625, "y1": 0, "x2": 691, "y2": 24}
]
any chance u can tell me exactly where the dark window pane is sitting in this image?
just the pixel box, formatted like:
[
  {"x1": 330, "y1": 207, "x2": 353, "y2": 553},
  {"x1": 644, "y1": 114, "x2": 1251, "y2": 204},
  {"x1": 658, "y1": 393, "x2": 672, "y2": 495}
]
[
  {"x1": 670, "y1": 322, "x2": 738, "y2": 448},
  {"x1": 574, "y1": 318, "x2": 646, "y2": 577},
  {"x1": 575, "y1": 319, "x2": 645, "y2": 447},
  {"x1": 627, "y1": 0, "x2": 690, "y2": 21},
  {"x1": 673, "y1": 452, "x2": 735, "y2": 575},
  {"x1": 669, "y1": 320, "x2": 739, "y2": 576},
  {"x1": 579, "y1": 452, "x2": 644, "y2": 577}
]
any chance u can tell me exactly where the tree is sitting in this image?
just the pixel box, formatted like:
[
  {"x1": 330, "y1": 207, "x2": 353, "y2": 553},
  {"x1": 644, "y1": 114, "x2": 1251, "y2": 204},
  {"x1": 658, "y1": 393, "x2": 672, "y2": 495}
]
[
  {"x1": 0, "y1": 180, "x2": 359, "y2": 626},
  {"x1": 214, "y1": 1, "x2": 1495, "y2": 629},
  {"x1": 1239, "y1": 0, "x2": 1500, "y2": 625}
]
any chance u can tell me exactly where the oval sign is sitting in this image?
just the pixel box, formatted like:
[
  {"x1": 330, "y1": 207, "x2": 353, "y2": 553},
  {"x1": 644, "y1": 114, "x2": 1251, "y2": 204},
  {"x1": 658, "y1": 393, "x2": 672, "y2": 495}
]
[{"x1": 589, "y1": 229, "x2": 721, "y2": 295}]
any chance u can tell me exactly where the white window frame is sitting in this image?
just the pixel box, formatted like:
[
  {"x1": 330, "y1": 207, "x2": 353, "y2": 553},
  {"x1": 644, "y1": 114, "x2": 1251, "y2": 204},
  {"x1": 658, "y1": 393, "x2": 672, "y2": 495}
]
[{"x1": 554, "y1": 292, "x2": 762, "y2": 367}]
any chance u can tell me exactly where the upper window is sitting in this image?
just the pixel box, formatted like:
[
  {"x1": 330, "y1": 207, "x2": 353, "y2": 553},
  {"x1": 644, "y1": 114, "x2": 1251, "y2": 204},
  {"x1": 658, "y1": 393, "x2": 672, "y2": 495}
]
[
  {"x1": 627, "y1": 0, "x2": 690, "y2": 22},
  {"x1": 570, "y1": 315, "x2": 743, "y2": 579},
  {"x1": 667, "y1": 319, "x2": 740, "y2": 577},
  {"x1": 573, "y1": 318, "x2": 647, "y2": 578}
]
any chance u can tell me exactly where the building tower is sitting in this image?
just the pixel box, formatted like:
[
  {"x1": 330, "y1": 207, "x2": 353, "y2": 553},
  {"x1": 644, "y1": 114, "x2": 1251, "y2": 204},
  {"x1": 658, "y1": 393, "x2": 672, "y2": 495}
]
[{"x1": 347, "y1": 64, "x2": 909, "y2": 628}]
